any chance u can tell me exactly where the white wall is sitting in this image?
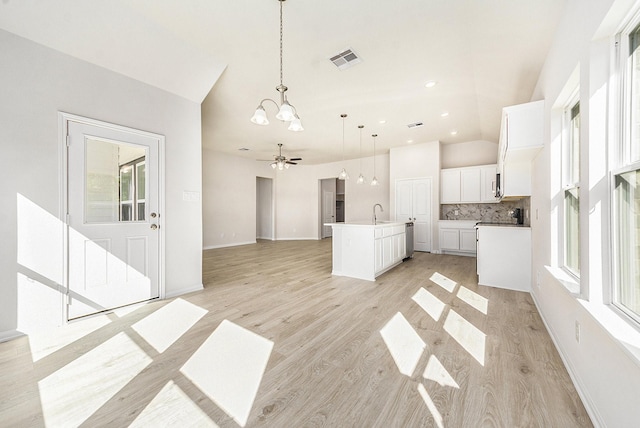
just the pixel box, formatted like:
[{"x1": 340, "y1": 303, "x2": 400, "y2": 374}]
[
  {"x1": 201, "y1": 151, "x2": 390, "y2": 245},
  {"x1": 441, "y1": 140, "x2": 498, "y2": 169},
  {"x1": 530, "y1": 0, "x2": 640, "y2": 426},
  {"x1": 389, "y1": 141, "x2": 441, "y2": 250},
  {"x1": 0, "y1": 30, "x2": 203, "y2": 338},
  {"x1": 202, "y1": 149, "x2": 274, "y2": 248}
]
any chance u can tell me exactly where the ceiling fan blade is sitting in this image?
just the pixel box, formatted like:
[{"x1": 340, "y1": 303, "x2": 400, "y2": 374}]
[
  {"x1": 289, "y1": 157, "x2": 302, "y2": 161},
  {"x1": 286, "y1": 161, "x2": 297, "y2": 165}
]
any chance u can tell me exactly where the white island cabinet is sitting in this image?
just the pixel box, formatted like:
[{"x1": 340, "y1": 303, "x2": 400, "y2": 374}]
[{"x1": 326, "y1": 222, "x2": 406, "y2": 281}]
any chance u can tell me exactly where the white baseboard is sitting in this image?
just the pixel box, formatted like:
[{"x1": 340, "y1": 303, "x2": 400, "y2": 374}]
[
  {"x1": 530, "y1": 292, "x2": 603, "y2": 427},
  {"x1": 0, "y1": 329, "x2": 25, "y2": 343},
  {"x1": 203, "y1": 241, "x2": 256, "y2": 250},
  {"x1": 165, "y1": 283, "x2": 204, "y2": 299}
]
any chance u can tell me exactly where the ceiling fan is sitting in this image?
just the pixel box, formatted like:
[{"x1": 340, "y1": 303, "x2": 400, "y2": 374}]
[{"x1": 261, "y1": 143, "x2": 302, "y2": 170}]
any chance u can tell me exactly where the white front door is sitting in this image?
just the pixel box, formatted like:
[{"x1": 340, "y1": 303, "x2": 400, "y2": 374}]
[
  {"x1": 66, "y1": 118, "x2": 161, "y2": 319},
  {"x1": 322, "y1": 190, "x2": 335, "y2": 238}
]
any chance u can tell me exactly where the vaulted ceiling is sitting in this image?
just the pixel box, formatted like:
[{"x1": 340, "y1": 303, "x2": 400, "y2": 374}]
[{"x1": 0, "y1": 0, "x2": 566, "y2": 164}]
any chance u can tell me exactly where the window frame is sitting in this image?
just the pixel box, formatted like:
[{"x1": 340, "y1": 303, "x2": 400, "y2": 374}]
[
  {"x1": 611, "y1": 18, "x2": 640, "y2": 325},
  {"x1": 561, "y1": 92, "x2": 581, "y2": 280}
]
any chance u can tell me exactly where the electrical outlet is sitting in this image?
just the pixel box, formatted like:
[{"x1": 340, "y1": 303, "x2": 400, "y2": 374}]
[
  {"x1": 454, "y1": 209, "x2": 459, "y2": 216},
  {"x1": 536, "y1": 270, "x2": 541, "y2": 289},
  {"x1": 575, "y1": 321, "x2": 580, "y2": 343}
]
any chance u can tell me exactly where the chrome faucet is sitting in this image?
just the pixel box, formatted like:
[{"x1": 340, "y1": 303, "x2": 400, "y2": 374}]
[{"x1": 373, "y1": 203, "x2": 384, "y2": 224}]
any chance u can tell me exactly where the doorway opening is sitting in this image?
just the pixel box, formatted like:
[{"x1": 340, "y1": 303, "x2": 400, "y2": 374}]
[
  {"x1": 320, "y1": 178, "x2": 344, "y2": 238},
  {"x1": 256, "y1": 177, "x2": 274, "y2": 240}
]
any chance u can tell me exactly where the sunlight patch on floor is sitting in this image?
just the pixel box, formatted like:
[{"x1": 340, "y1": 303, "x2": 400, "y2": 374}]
[
  {"x1": 456, "y1": 286, "x2": 488, "y2": 315},
  {"x1": 423, "y1": 354, "x2": 459, "y2": 388},
  {"x1": 38, "y1": 332, "x2": 152, "y2": 427},
  {"x1": 130, "y1": 380, "x2": 219, "y2": 428},
  {"x1": 132, "y1": 298, "x2": 208, "y2": 353},
  {"x1": 443, "y1": 310, "x2": 486, "y2": 366},
  {"x1": 25, "y1": 315, "x2": 111, "y2": 363},
  {"x1": 418, "y1": 383, "x2": 444, "y2": 428},
  {"x1": 430, "y1": 272, "x2": 457, "y2": 293},
  {"x1": 412, "y1": 287, "x2": 446, "y2": 321},
  {"x1": 380, "y1": 312, "x2": 426, "y2": 377},
  {"x1": 180, "y1": 320, "x2": 273, "y2": 427}
]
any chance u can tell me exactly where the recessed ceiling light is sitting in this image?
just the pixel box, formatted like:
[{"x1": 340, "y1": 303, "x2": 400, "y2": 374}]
[
  {"x1": 379, "y1": 120, "x2": 387, "y2": 124},
  {"x1": 407, "y1": 140, "x2": 414, "y2": 144},
  {"x1": 441, "y1": 111, "x2": 449, "y2": 118},
  {"x1": 425, "y1": 81, "x2": 437, "y2": 88},
  {"x1": 450, "y1": 130, "x2": 458, "y2": 135}
]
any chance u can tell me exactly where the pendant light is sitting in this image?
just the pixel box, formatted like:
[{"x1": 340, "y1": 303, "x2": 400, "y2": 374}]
[
  {"x1": 356, "y1": 125, "x2": 366, "y2": 184},
  {"x1": 371, "y1": 133, "x2": 379, "y2": 186},
  {"x1": 250, "y1": 0, "x2": 303, "y2": 132},
  {"x1": 338, "y1": 114, "x2": 349, "y2": 180}
]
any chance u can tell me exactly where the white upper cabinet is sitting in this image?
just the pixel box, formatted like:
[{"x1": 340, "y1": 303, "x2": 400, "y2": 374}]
[
  {"x1": 480, "y1": 165, "x2": 497, "y2": 202},
  {"x1": 441, "y1": 164, "x2": 498, "y2": 204},
  {"x1": 440, "y1": 169, "x2": 461, "y2": 203},
  {"x1": 497, "y1": 100, "x2": 544, "y2": 199}
]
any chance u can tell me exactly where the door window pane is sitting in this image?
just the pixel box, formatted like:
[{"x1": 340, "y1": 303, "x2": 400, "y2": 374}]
[{"x1": 84, "y1": 138, "x2": 146, "y2": 223}]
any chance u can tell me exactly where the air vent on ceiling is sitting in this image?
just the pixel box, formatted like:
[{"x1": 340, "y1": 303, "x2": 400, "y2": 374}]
[
  {"x1": 407, "y1": 122, "x2": 424, "y2": 129},
  {"x1": 330, "y1": 48, "x2": 362, "y2": 70},
  {"x1": 238, "y1": 147, "x2": 250, "y2": 151}
]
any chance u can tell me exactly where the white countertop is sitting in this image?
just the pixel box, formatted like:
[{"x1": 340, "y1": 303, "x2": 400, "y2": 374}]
[{"x1": 324, "y1": 221, "x2": 407, "y2": 228}]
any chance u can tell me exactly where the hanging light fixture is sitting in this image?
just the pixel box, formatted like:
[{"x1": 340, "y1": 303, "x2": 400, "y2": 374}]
[
  {"x1": 356, "y1": 125, "x2": 366, "y2": 184},
  {"x1": 250, "y1": 0, "x2": 303, "y2": 132},
  {"x1": 371, "y1": 133, "x2": 379, "y2": 186},
  {"x1": 338, "y1": 114, "x2": 349, "y2": 180}
]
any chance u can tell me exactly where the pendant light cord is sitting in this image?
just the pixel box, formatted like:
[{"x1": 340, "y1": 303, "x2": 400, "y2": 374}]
[{"x1": 279, "y1": 0, "x2": 284, "y2": 88}]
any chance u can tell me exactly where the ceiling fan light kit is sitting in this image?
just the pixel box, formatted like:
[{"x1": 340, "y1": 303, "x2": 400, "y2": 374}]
[
  {"x1": 268, "y1": 143, "x2": 301, "y2": 171},
  {"x1": 250, "y1": 0, "x2": 303, "y2": 132}
]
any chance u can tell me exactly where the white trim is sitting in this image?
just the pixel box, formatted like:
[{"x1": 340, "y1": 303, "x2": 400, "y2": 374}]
[
  {"x1": 203, "y1": 240, "x2": 257, "y2": 250},
  {"x1": 58, "y1": 112, "x2": 166, "y2": 316},
  {"x1": 165, "y1": 284, "x2": 204, "y2": 299},
  {"x1": 0, "y1": 330, "x2": 25, "y2": 343}
]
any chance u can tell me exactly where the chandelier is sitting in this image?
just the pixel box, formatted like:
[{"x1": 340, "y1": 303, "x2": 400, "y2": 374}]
[{"x1": 250, "y1": 0, "x2": 303, "y2": 132}]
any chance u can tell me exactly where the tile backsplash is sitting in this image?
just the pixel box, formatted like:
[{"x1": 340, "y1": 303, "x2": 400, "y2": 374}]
[{"x1": 441, "y1": 197, "x2": 531, "y2": 225}]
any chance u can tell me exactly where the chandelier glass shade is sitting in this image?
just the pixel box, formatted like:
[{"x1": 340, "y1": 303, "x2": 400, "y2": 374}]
[{"x1": 250, "y1": 0, "x2": 303, "y2": 132}]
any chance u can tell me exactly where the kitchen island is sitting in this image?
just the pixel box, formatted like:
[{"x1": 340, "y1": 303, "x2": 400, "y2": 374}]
[{"x1": 325, "y1": 221, "x2": 407, "y2": 281}]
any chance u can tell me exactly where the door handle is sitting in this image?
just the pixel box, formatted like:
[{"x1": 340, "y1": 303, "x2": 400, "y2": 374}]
[
  {"x1": 150, "y1": 212, "x2": 159, "y2": 218},
  {"x1": 150, "y1": 224, "x2": 159, "y2": 230}
]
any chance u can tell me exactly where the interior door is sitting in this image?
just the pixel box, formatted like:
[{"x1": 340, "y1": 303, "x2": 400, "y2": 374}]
[
  {"x1": 396, "y1": 178, "x2": 432, "y2": 252},
  {"x1": 322, "y1": 190, "x2": 335, "y2": 238},
  {"x1": 66, "y1": 120, "x2": 161, "y2": 319},
  {"x1": 412, "y1": 179, "x2": 432, "y2": 252}
]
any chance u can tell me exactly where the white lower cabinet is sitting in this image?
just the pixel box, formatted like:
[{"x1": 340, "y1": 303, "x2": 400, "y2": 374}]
[
  {"x1": 476, "y1": 225, "x2": 531, "y2": 292},
  {"x1": 375, "y1": 225, "x2": 406, "y2": 275},
  {"x1": 438, "y1": 220, "x2": 477, "y2": 256}
]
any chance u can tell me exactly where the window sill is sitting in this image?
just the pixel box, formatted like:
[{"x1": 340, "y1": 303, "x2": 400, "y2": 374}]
[
  {"x1": 545, "y1": 265, "x2": 580, "y2": 295},
  {"x1": 545, "y1": 265, "x2": 640, "y2": 367}
]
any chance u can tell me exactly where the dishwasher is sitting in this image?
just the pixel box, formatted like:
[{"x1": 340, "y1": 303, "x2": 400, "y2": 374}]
[{"x1": 404, "y1": 221, "x2": 414, "y2": 260}]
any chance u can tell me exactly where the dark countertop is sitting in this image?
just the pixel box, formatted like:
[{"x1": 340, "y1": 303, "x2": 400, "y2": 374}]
[{"x1": 475, "y1": 222, "x2": 529, "y2": 228}]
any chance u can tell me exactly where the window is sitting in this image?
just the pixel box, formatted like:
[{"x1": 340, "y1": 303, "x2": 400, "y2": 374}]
[
  {"x1": 613, "y1": 22, "x2": 640, "y2": 321},
  {"x1": 119, "y1": 157, "x2": 146, "y2": 222},
  {"x1": 563, "y1": 100, "x2": 580, "y2": 276}
]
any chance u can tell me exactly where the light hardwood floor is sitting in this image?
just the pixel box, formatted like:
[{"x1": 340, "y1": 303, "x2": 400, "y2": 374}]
[{"x1": 0, "y1": 239, "x2": 592, "y2": 427}]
